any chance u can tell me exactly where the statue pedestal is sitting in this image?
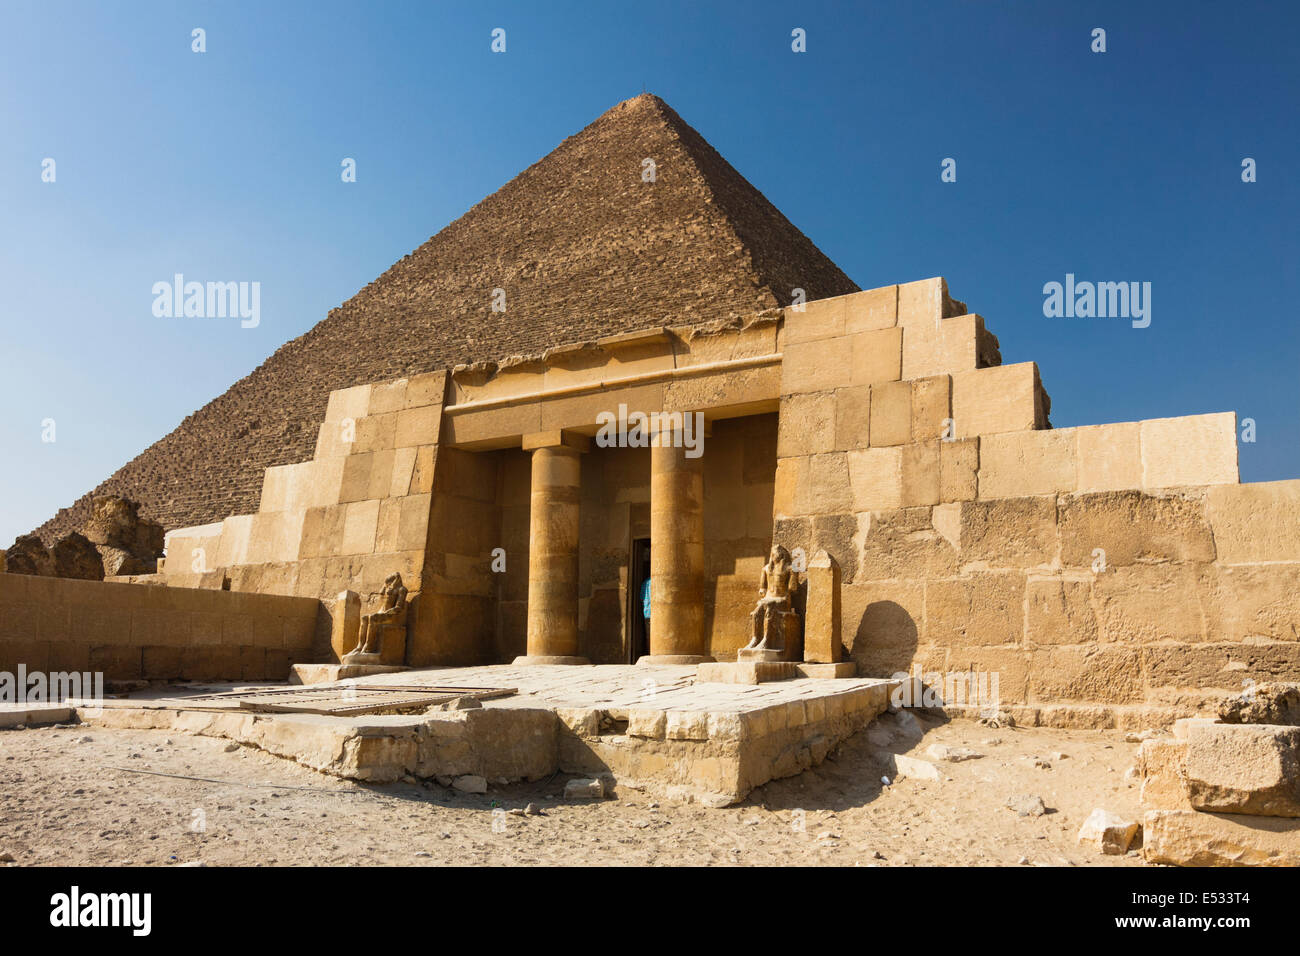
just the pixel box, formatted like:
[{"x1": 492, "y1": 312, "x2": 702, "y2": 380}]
[
  {"x1": 696, "y1": 660, "x2": 797, "y2": 685},
  {"x1": 737, "y1": 647, "x2": 783, "y2": 663},
  {"x1": 289, "y1": 663, "x2": 410, "y2": 685}
]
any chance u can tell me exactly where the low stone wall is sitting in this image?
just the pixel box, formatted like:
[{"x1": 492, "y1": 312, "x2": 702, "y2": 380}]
[
  {"x1": 782, "y1": 481, "x2": 1300, "y2": 724},
  {"x1": 0, "y1": 574, "x2": 320, "y2": 681}
]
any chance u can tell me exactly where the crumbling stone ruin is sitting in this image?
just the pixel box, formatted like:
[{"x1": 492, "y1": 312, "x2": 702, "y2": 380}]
[{"x1": 83, "y1": 495, "x2": 165, "y2": 575}]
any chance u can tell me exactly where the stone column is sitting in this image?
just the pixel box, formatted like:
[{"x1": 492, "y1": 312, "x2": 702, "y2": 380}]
[
  {"x1": 514, "y1": 431, "x2": 590, "y2": 665},
  {"x1": 642, "y1": 416, "x2": 712, "y2": 664}
]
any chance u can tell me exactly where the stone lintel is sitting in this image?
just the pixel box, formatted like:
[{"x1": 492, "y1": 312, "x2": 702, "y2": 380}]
[{"x1": 522, "y1": 429, "x2": 592, "y2": 453}]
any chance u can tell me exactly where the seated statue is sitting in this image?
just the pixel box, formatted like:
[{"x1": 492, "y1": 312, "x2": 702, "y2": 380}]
[
  {"x1": 343, "y1": 573, "x2": 411, "y2": 664},
  {"x1": 744, "y1": 545, "x2": 800, "y2": 657}
]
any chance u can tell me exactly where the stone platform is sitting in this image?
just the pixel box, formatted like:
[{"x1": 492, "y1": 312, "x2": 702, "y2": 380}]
[{"x1": 71, "y1": 664, "x2": 897, "y2": 806}]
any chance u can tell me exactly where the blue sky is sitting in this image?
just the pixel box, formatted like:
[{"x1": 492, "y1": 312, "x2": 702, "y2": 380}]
[{"x1": 2, "y1": 0, "x2": 1297, "y2": 545}]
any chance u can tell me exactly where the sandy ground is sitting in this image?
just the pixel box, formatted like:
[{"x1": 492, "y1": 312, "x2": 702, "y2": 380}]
[{"x1": 0, "y1": 710, "x2": 1146, "y2": 867}]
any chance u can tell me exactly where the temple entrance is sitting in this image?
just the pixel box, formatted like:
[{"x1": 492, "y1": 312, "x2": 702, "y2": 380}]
[{"x1": 628, "y1": 537, "x2": 651, "y2": 662}]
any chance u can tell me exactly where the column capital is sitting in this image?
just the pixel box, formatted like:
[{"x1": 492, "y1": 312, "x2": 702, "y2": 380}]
[{"x1": 522, "y1": 429, "x2": 591, "y2": 453}]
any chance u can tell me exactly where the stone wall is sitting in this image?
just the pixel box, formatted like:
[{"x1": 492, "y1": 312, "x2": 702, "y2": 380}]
[
  {"x1": 0, "y1": 574, "x2": 319, "y2": 681},
  {"x1": 774, "y1": 278, "x2": 1299, "y2": 721}
]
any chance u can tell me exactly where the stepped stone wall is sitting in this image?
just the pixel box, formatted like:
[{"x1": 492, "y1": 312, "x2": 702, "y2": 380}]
[
  {"x1": 774, "y1": 279, "x2": 1300, "y2": 723},
  {"x1": 33, "y1": 93, "x2": 856, "y2": 545}
]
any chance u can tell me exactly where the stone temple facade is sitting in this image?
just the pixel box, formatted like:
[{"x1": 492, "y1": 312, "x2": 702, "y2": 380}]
[{"x1": 6, "y1": 94, "x2": 1300, "y2": 729}]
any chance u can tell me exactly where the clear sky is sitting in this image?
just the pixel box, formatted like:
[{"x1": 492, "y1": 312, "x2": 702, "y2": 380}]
[{"x1": 1, "y1": 0, "x2": 1297, "y2": 545}]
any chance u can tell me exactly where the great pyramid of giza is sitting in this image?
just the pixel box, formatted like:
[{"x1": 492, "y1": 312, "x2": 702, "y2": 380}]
[{"x1": 35, "y1": 93, "x2": 858, "y2": 542}]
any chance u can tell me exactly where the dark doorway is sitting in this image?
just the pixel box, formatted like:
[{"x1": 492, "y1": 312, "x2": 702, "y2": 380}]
[{"x1": 628, "y1": 537, "x2": 651, "y2": 662}]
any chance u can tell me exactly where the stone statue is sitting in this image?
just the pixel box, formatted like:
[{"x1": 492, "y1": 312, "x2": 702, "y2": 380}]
[
  {"x1": 343, "y1": 573, "x2": 411, "y2": 663},
  {"x1": 744, "y1": 544, "x2": 799, "y2": 655}
]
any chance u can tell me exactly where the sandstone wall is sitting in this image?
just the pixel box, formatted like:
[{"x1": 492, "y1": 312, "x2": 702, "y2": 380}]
[
  {"x1": 0, "y1": 574, "x2": 319, "y2": 681},
  {"x1": 774, "y1": 278, "x2": 1297, "y2": 721}
]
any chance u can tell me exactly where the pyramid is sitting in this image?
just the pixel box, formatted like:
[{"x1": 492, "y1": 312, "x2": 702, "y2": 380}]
[{"x1": 34, "y1": 94, "x2": 857, "y2": 542}]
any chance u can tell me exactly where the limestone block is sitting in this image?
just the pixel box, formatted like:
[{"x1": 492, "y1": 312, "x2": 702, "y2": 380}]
[
  {"x1": 1057, "y1": 489, "x2": 1215, "y2": 568},
  {"x1": 1139, "y1": 738, "x2": 1192, "y2": 810},
  {"x1": 925, "y1": 573, "x2": 1025, "y2": 648},
  {"x1": 849, "y1": 327, "x2": 902, "y2": 386},
  {"x1": 325, "y1": 384, "x2": 371, "y2": 423},
  {"x1": 1185, "y1": 722, "x2": 1300, "y2": 817},
  {"x1": 1142, "y1": 642, "x2": 1300, "y2": 694},
  {"x1": 1075, "y1": 421, "x2": 1142, "y2": 493},
  {"x1": 781, "y1": 339, "x2": 852, "y2": 395},
  {"x1": 367, "y1": 378, "x2": 408, "y2": 415},
  {"x1": 896, "y1": 277, "x2": 947, "y2": 328},
  {"x1": 314, "y1": 420, "x2": 352, "y2": 459},
  {"x1": 848, "y1": 447, "x2": 903, "y2": 511},
  {"x1": 777, "y1": 391, "x2": 836, "y2": 457},
  {"x1": 978, "y1": 429, "x2": 1077, "y2": 499},
  {"x1": 1077, "y1": 808, "x2": 1140, "y2": 854},
  {"x1": 1029, "y1": 644, "x2": 1143, "y2": 704},
  {"x1": 869, "y1": 380, "x2": 911, "y2": 447},
  {"x1": 951, "y1": 363, "x2": 1041, "y2": 438},
  {"x1": 939, "y1": 438, "x2": 979, "y2": 502},
  {"x1": 858, "y1": 507, "x2": 957, "y2": 580},
  {"x1": 1206, "y1": 479, "x2": 1300, "y2": 564},
  {"x1": 445, "y1": 401, "x2": 541, "y2": 446},
  {"x1": 1093, "y1": 564, "x2": 1207, "y2": 645},
  {"x1": 662, "y1": 363, "x2": 780, "y2": 416},
  {"x1": 833, "y1": 384, "x2": 870, "y2": 451},
  {"x1": 340, "y1": 499, "x2": 381, "y2": 555},
  {"x1": 802, "y1": 453, "x2": 853, "y2": 514},
  {"x1": 911, "y1": 375, "x2": 952, "y2": 442},
  {"x1": 394, "y1": 403, "x2": 443, "y2": 449},
  {"x1": 1142, "y1": 809, "x2": 1300, "y2": 866},
  {"x1": 1140, "y1": 412, "x2": 1238, "y2": 489},
  {"x1": 259, "y1": 465, "x2": 290, "y2": 513},
  {"x1": 1025, "y1": 575, "x2": 1097, "y2": 645},
  {"x1": 406, "y1": 370, "x2": 448, "y2": 409},
  {"x1": 352, "y1": 412, "x2": 398, "y2": 454},
  {"x1": 804, "y1": 550, "x2": 842, "y2": 663},
  {"x1": 783, "y1": 294, "x2": 847, "y2": 344},
  {"x1": 843, "y1": 284, "x2": 897, "y2": 334},
  {"x1": 959, "y1": 496, "x2": 1058, "y2": 568},
  {"x1": 900, "y1": 441, "x2": 941, "y2": 507},
  {"x1": 902, "y1": 314, "x2": 983, "y2": 381}
]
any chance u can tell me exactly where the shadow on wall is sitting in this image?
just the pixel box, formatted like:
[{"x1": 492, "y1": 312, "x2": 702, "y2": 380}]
[{"x1": 848, "y1": 600, "x2": 919, "y2": 678}]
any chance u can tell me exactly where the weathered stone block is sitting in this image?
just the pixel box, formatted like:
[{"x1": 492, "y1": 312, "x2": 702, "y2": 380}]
[
  {"x1": 1140, "y1": 412, "x2": 1238, "y2": 489},
  {"x1": 848, "y1": 447, "x2": 902, "y2": 511},
  {"x1": 843, "y1": 284, "x2": 897, "y2": 333},
  {"x1": 869, "y1": 380, "x2": 911, "y2": 447},
  {"x1": 1143, "y1": 808, "x2": 1300, "y2": 867},
  {"x1": 925, "y1": 573, "x2": 1024, "y2": 648},
  {"x1": 978, "y1": 429, "x2": 1076, "y2": 499},
  {"x1": 777, "y1": 391, "x2": 836, "y2": 457},
  {"x1": 959, "y1": 496, "x2": 1058, "y2": 568},
  {"x1": 1058, "y1": 490, "x2": 1215, "y2": 568},
  {"x1": 804, "y1": 550, "x2": 842, "y2": 663},
  {"x1": 1139, "y1": 738, "x2": 1192, "y2": 810},
  {"x1": 1075, "y1": 421, "x2": 1142, "y2": 493},
  {"x1": 951, "y1": 363, "x2": 1041, "y2": 437},
  {"x1": 1185, "y1": 722, "x2": 1300, "y2": 817},
  {"x1": 911, "y1": 375, "x2": 951, "y2": 442},
  {"x1": 1025, "y1": 576, "x2": 1097, "y2": 645},
  {"x1": 939, "y1": 438, "x2": 979, "y2": 502},
  {"x1": 849, "y1": 327, "x2": 902, "y2": 386},
  {"x1": 833, "y1": 384, "x2": 870, "y2": 451},
  {"x1": 1206, "y1": 479, "x2": 1300, "y2": 565},
  {"x1": 900, "y1": 441, "x2": 940, "y2": 507},
  {"x1": 1030, "y1": 644, "x2": 1143, "y2": 704}
]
